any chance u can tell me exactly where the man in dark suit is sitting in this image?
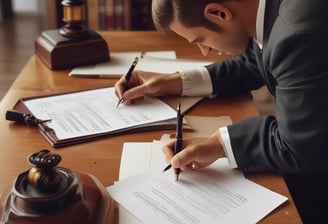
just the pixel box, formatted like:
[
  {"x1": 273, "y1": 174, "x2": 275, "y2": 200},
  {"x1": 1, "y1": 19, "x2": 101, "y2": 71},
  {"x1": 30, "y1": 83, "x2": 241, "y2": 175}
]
[{"x1": 115, "y1": 0, "x2": 328, "y2": 222}]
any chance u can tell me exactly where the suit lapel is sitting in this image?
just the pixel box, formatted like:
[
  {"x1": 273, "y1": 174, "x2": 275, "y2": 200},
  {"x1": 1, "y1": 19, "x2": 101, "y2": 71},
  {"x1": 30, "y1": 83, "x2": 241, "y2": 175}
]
[
  {"x1": 263, "y1": 0, "x2": 281, "y2": 47},
  {"x1": 253, "y1": 0, "x2": 281, "y2": 96}
]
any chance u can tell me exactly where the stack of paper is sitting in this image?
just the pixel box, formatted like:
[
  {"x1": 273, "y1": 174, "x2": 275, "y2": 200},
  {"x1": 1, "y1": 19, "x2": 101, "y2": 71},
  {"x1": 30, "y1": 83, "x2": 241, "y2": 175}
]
[
  {"x1": 107, "y1": 134, "x2": 288, "y2": 224},
  {"x1": 69, "y1": 51, "x2": 214, "y2": 78}
]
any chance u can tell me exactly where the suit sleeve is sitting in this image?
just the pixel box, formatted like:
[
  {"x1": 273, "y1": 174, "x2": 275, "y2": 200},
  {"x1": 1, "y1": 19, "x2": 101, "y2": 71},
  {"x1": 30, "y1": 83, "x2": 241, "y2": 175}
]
[
  {"x1": 205, "y1": 39, "x2": 265, "y2": 97},
  {"x1": 228, "y1": 32, "x2": 328, "y2": 174}
]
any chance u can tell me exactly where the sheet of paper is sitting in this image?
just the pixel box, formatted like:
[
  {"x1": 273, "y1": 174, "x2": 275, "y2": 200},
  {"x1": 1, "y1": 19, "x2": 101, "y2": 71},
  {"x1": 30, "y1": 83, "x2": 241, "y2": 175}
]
[
  {"x1": 116, "y1": 140, "x2": 244, "y2": 224},
  {"x1": 135, "y1": 56, "x2": 214, "y2": 74},
  {"x1": 69, "y1": 51, "x2": 177, "y2": 78},
  {"x1": 69, "y1": 52, "x2": 142, "y2": 77},
  {"x1": 115, "y1": 115, "x2": 239, "y2": 224},
  {"x1": 108, "y1": 157, "x2": 287, "y2": 224},
  {"x1": 119, "y1": 139, "x2": 243, "y2": 182},
  {"x1": 23, "y1": 87, "x2": 177, "y2": 140},
  {"x1": 143, "y1": 51, "x2": 177, "y2": 59},
  {"x1": 69, "y1": 51, "x2": 214, "y2": 78}
]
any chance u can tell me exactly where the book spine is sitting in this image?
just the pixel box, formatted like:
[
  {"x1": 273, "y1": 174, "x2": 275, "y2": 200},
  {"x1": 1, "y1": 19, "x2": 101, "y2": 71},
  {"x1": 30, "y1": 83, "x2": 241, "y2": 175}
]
[
  {"x1": 86, "y1": 0, "x2": 99, "y2": 30},
  {"x1": 130, "y1": 0, "x2": 152, "y2": 30},
  {"x1": 105, "y1": 0, "x2": 115, "y2": 30},
  {"x1": 98, "y1": 0, "x2": 106, "y2": 30},
  {"x1": 123, "y1": 0, "x2": 131, "y2": 30},
  {"x1": 114, "y1": 0, "x2": 124, "y2": 30}
]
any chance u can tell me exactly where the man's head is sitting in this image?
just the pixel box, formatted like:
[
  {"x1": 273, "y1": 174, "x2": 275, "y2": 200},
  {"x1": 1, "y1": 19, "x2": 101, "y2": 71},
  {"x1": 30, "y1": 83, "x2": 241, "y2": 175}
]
[
  {"x1": 152, "y1": 0, "x2": 225, "y2": 32},
  {"x1": 152, "y1": 0, "x2": 258, "y2": 56}
]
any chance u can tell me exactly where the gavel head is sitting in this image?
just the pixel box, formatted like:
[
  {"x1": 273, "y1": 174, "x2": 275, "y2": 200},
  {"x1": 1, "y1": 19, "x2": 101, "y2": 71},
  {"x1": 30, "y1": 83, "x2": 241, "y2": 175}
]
[
  {"x1": 27, "y1": 149, "x2": 63, "y2": 193},
  {"x1": 60, "y1": 0, "x2": 89, "y2": 38}
]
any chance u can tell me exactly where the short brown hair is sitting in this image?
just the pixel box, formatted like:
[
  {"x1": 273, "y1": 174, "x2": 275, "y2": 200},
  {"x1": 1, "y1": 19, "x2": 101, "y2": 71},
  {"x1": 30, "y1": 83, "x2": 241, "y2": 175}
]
[{"x1": 152, "y1": 0, "x2": 225, "y2": 32}]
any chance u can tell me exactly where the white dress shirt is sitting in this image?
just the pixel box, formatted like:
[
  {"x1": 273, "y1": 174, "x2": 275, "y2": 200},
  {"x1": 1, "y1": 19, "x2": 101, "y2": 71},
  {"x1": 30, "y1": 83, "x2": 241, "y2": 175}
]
[{"x1": 179, "y1": 0, "x2": 266, "y2": 168}]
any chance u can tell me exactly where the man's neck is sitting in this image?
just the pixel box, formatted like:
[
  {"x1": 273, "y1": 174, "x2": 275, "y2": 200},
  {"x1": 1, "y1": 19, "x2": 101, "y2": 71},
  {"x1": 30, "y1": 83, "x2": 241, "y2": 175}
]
[{"x1": 231, "y1": 0, "x2": 259, "y2": 38}]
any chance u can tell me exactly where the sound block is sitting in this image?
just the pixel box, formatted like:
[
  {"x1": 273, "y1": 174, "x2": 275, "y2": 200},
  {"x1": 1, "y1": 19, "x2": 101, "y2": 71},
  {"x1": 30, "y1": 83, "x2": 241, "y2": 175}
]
[{"x1": 35, "y1": 29, "x2": 110, "y2": 70}]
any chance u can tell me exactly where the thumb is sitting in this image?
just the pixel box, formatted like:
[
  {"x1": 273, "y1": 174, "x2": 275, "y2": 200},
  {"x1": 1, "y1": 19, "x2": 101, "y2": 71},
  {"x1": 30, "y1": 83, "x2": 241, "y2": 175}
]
[{"x1": 171, "y1": 149, "x2": 194, "y2": 170}]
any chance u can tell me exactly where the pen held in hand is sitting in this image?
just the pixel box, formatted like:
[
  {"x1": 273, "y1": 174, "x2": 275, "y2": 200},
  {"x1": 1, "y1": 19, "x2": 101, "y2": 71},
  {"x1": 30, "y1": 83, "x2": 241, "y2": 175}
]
[
  {"x1": 116, "y1": 57, "x2": 139, "y2": 108},
  {"x1": 162, "y1": 164, "x2": 172, "y2": 172},
  {"x1": 162, "y1": 102, "x2": 183, "y2": 181}
]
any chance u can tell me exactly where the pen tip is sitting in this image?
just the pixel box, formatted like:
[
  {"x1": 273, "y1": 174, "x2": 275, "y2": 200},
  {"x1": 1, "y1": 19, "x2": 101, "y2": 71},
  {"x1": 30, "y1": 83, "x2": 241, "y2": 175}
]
[
  {"x1": 177, "y1": 101, "x2": 181, "y2": 111},
  {"x1": 162, "y1": 164, "x2": 171, "y2": 172}
]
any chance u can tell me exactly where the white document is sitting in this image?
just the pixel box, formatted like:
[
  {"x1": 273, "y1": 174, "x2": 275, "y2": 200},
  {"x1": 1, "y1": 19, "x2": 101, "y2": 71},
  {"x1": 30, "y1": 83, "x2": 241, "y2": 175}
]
[
  {"x1": 69, "y1": 51, "x2": 177, "y2": 77},
  {"x1": 135, "y1": 56, "x2": 213, "y2": 74},
  {"x1": 107, "y1": 141, "x2": 287, "y2": 224},
  {"x1": 23, "y1": 87, "x2": 177, "y2": 140},
  {"x1": 69, "y1": 51, "x2": 214, "y2": 78},
  {"x1": 69, "y1": 52, "x2": 142, "y2": 77}
]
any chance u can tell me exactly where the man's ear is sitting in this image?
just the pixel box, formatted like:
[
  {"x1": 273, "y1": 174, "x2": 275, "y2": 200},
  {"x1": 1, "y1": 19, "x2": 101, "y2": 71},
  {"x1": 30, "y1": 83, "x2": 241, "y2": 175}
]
[{"x1": 204, "y1": 3, "x2": 232, "y2": 23}]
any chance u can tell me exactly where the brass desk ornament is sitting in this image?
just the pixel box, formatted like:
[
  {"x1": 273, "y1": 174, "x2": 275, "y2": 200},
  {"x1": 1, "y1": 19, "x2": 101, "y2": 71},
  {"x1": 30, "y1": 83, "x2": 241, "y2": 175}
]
[
  {"x1": 0, "y1": 150, "x2": 115, "y2": 224},
  {"x1": 35, "y1": 0, "x2": 110, "y2": 70}
]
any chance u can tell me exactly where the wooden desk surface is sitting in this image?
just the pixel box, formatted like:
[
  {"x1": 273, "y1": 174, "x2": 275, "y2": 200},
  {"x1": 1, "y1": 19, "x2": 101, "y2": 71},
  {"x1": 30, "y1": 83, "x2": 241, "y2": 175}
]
[{"x1": 0, "y1": 31, "x2": 301, "y2": 223}]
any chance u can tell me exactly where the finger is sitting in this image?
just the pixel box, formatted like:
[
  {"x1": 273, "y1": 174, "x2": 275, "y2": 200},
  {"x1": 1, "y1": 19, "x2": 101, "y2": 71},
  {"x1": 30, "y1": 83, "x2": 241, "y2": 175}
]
[
  {"x1": 181, "y1": 161, "x2": 200, "y2": 171},
  {"x1": 162, "y1": 140, "x2": 176, "y2": 164},
  {"x1": 122, "y1": 84, "x2": 149, "y2": 102},
  {"x1": 125, "y1": 96, "x2": 144, "y2": 105},
  {"x1": 171, "y1": 144, "x2": 203, "y2": 170},
  {"x1": 191, "y1": 162, "x2": 199, "y2": 170},
  {"x1": 114, "y1": 79, "x2": 126, "y2": 99}
]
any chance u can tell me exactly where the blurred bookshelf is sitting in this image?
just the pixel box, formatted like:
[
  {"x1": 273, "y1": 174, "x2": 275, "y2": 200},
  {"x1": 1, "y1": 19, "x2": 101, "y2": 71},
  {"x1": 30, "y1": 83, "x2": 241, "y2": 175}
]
[{"x1": 46, "y1": 0, "x2": 154, "y2": 31}]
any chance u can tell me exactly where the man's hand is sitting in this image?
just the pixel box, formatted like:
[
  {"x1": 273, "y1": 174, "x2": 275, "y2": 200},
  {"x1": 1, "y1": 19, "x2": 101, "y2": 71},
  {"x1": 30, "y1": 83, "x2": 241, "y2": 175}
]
[
  {"x1": 162, "y1": 131, "x2": 226, "y2": 171},
  {"x1": 114, "y1": 70, "x2": 182, "y2": 104}
]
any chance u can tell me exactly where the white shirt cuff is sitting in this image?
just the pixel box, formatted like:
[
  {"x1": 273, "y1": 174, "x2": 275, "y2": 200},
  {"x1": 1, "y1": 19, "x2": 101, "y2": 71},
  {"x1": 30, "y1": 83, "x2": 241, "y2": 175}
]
[
  {"x1": 180, "y1": 67, "x2": 213, "y2": 97},
  {"x1": 219, "y1": 126, "x2": 238, "y2": 168}
]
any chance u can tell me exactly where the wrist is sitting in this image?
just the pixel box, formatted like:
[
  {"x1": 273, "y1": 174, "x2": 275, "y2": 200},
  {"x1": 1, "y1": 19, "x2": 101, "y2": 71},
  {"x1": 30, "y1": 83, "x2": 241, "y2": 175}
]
[
  {"x1": 163, "y1": 72, "x2": 183, "y2": 95},
  {"x1": 213, "y1": 130, "x2": 226, "y2": 158}
]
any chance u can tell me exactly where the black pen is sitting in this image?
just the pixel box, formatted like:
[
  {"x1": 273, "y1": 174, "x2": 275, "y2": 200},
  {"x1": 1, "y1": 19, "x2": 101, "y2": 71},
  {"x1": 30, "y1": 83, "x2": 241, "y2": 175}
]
[
  {"x1": 162, "y1": 102, "x2": 183, "y2": 181},
  {"x1": 116, "y1": 57, "x2": 139, "y2": 108}
]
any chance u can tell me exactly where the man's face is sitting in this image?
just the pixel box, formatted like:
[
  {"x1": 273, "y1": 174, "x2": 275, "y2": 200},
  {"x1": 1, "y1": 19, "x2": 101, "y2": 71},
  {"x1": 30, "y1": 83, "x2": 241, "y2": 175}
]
[{"x1": 170, "y1": 19, "x2": 250, "y2": 56}]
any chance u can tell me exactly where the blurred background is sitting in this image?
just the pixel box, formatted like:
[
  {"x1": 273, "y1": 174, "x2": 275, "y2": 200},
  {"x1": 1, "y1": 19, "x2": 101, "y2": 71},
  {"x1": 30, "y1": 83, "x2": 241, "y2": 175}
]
[{"x1": 0, "y1": 0, "x2": 275, "y2": 115}]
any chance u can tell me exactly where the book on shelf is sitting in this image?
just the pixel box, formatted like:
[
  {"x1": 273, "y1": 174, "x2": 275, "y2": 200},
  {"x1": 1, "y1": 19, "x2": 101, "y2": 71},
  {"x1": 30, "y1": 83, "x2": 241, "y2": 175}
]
[
  {"x1": 87, "y1": 0, "x2": 151, "y2": 30},
  {"x1": 114, "y1": 0, "x2": 125, "y2": 30},
  {"x1": 86, "y1": 0, "x2": 99, "y2": 30},
  {"x1": 97, "y1": 0, "x2": 106, "y2": 30},
  {"x1": 104, "y1": 0, "x2": 115, "y2": 30}
]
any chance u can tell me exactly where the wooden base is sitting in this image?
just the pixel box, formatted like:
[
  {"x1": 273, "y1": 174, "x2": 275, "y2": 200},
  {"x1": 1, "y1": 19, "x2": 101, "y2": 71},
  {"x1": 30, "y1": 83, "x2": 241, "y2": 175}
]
[{"x1": 35, "y1": 29, "x2": 110, "y2": 70}]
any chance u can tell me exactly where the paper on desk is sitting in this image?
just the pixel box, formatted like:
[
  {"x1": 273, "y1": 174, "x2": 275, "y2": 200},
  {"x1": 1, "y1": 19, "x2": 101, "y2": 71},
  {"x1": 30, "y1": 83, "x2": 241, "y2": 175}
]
[
  {"x1": 115, "y1": 139, "x2": 243, "y2": 224},
  {"x1": 69, "y1": 52, "x2": 141, "y2": 77},
  {"x1": 69, "y1": 51, "x2": 214, "y2": 78},
  {"x1": 108, "y1": 154, "x2": 287, "y2": 224},
  {"x1": 69, "y1": 51, "x2": 177, "y2": 78},
  {"x1": 135, "y1": 56, "x2": 213, "y2": 74},
  {"x1": 143, "y1": 51, "x2": 177, "y2": 59},
  {"x1": 111, "y1": 116, "x2": 250, "y2": 224},
  {"x1": 118, "y1": 137, "x2": 243, "y2": 183},
  {"x1": 23, "y1": 87, "x2": 177, "y2": 140}
]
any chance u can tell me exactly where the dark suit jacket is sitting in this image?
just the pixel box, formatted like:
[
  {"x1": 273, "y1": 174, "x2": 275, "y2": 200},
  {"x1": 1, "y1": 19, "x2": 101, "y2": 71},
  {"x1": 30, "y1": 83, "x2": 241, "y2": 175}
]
[
  {"x1": 207, "y1": 0, "x2": 328, "y2": 174},
  {"x1": 206, "y1": 0, "x2": 328, "y2": 220}
]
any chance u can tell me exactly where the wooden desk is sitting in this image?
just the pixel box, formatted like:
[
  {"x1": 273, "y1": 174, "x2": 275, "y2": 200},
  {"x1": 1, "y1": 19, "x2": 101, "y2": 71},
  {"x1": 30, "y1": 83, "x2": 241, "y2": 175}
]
[{"x1": 0, "y1": 31, "x2": 301, "y2": 223}]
